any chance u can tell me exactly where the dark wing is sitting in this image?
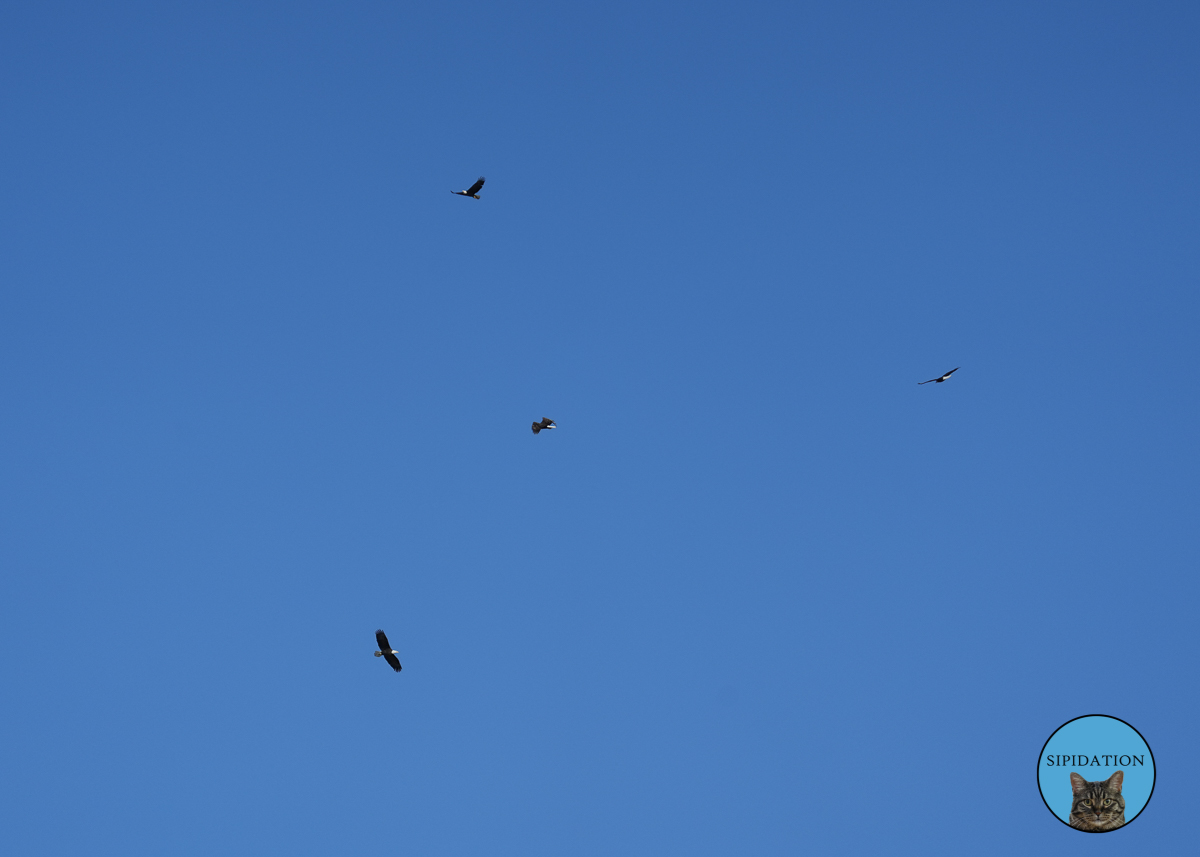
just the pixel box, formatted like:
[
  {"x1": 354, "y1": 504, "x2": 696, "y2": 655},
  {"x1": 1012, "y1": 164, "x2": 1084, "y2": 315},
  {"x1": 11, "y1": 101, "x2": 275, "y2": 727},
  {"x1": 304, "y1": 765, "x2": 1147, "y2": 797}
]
[
  {"x1": 375, "y1": 629, "x2": 391, "y2": 651},
  {"x1": 466, "y1": 176, "x2": 485, "y2": 195},
  {"x1": 917, "y1": 377, "x2": 937, "y2": 385},
  {"x1": 383, "y1": 651, "x2": 402, "y2": 672},
  {"x1": 542, "y1": 418, "x2": 554, "y2": 426},
  {"x1": 942, "y1": 367, "x2": 960, "y2": 379},
  {"x1": 532, "y1": 422, "x2": 541, "y2": 433}
]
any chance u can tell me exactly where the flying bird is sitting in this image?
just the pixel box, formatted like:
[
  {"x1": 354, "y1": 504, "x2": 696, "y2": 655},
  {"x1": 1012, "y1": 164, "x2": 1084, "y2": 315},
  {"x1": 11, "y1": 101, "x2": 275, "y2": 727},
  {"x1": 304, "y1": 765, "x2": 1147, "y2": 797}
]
[
  {"x1": 452, "y1": 176, "x2": 486, "y2": 199},
  {"x1": 374, "y1": 629, "x2": 402, "y2": 672},
  {"x1": 918, "y1": 367, "x2": 960, "y2": 385},
  {"x1": 531, "y1": 417, "x2": 556, "y2": 434}
]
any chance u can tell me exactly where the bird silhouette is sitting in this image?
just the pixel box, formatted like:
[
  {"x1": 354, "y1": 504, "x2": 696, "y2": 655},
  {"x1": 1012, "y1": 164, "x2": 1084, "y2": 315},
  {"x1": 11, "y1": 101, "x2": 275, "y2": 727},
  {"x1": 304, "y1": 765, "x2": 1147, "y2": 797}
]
[
  {"x1": 451, "y1": 176, "x2": 486, "y2": 199},
  {"x1": 918, "y1": 367, "x2": 960, "y2": 385},
  {"x1": 373, "y1": 629, "x2": 402, "y2": 673}
]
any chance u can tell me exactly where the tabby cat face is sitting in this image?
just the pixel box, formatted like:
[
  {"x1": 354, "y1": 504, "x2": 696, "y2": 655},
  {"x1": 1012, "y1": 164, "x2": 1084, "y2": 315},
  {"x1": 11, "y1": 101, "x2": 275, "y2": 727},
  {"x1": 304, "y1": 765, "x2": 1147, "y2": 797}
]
[{"x1": 1069, "y1": 770, "x2": 1125, "y2": 831}]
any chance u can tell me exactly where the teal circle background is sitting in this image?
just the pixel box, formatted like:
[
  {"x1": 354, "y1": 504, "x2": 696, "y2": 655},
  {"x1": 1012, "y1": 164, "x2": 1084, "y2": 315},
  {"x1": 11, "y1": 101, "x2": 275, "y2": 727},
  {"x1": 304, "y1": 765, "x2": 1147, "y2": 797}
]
[{"x1": 1038, "y1": 715, "x2": 1155, "y2": 826}]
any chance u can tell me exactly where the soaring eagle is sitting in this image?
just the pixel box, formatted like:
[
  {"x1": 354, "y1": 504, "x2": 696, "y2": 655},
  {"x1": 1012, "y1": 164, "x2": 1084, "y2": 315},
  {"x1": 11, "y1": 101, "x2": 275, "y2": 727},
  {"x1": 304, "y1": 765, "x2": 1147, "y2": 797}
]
[
  {"x1": 452, "y1": 176, "x2": 486, "y2": 199},
  {"x1": 918, "y1": 367, "x2": 960, "y2": 385},
  {"x1": 531, "y1": 417, "x2": 556, "y2": 434},
  {"x1": 374, "y1": 629, "x2": 402, "y2": 672}
]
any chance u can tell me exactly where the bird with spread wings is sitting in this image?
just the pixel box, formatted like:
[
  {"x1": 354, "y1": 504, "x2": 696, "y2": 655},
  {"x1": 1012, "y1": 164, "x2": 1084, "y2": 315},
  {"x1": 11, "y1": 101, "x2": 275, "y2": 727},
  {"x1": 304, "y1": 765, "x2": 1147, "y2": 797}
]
[
  {"x1": 531, "y1": 417, "x2": 556, "y2": 434},
  {"x1": 451, "y1": 176, "x2": 486, "y2": 199},
  {"x1": 918, "y1": 367, "x2": 960, "y2": 385},
  {"x1": 374, "y1": 630, "x2": 402, "y2": 672}
]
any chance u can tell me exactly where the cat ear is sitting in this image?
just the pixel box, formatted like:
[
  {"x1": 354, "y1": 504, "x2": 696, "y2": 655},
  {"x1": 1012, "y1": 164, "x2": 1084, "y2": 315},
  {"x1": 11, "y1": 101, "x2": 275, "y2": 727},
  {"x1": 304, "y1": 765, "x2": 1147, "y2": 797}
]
[
  {"x1": 1069, "y1": 772, "x2": 1087, "y2": 794},
  {"x1": 1106, "y1": 770, "x2": 1123, "y2": 793}
]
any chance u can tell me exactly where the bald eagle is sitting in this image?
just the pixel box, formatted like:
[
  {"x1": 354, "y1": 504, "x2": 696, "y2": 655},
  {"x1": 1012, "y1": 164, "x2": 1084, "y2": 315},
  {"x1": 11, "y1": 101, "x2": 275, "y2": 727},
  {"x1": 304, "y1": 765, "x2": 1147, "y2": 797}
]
[
  {"x1": 374, "y1": 630, "x2": 402, "y2": 672},
  {"x1": 918, "y1": 367, "x2": 960, "y2": 385},
  {"x1": 452, "y1": 176, "x2": 486, "y2": 199},
  {"x1": 531, "y1": 417, "x2": 556, "y2": 434}
]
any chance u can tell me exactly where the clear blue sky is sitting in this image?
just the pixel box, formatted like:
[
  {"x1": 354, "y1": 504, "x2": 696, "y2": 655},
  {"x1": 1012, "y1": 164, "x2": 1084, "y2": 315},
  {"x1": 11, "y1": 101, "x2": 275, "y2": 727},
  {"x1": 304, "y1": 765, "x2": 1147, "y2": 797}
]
[{"x1": 1, "y1": 2, "x2": 1197, "y2": 854}]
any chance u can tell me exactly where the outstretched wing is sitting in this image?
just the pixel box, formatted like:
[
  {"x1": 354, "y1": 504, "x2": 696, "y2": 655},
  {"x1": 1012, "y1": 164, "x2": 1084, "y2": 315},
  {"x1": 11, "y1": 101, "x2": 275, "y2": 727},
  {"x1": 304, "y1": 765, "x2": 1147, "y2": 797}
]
[
  {"x1": 383, "y1": 651, "x2": 402, "y2": 672},
  {"x1": 919, "y1": 367, "x2": 959, "y2": 384},
  {"x1": 466, "y1": 176, "x2": 485, "y2": 195},
  {"x1": 375, "y1": 629, "x2": 391, "y2": 651},
  {"x1": 532, "y1": 422, "x2": 541, "y2": 433}
]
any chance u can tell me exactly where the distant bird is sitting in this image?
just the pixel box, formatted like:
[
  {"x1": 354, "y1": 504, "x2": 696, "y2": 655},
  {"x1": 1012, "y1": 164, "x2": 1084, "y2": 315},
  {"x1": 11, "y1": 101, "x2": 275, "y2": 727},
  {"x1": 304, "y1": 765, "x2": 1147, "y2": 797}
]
[
  {"x1": 374, "y1": 629, "x2": 402, "y2": 672},
  {"x1": 451, "y1": 176, "x2": 486, "y2": 199},
  {"x1": 918, "y1": 367, "x2": 960, "y2": 385},
  {"x1": 531, "y1": 417, "x2": 556, "y2": 434}
]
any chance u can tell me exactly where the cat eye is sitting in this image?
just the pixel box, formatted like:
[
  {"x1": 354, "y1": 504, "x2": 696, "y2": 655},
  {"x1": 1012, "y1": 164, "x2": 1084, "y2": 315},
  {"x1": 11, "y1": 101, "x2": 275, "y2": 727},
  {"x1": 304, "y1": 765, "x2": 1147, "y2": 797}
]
[
  {"x1": 1081, "y1": 800, "x2": 1091, "y2": 806},
  {"x1": 1104, "y1": 800, "x2": 1112, "y2": 806}
]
